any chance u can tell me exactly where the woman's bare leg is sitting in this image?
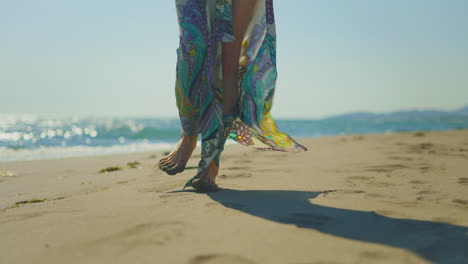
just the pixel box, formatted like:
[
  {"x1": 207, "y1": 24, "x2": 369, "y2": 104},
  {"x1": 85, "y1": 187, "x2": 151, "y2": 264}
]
[
  {"x1": 200, "y1": 0, "x2": 259, "y2": 184},
  {"x1": 221, "y1": 0, "x2": 258, "y2": 116}
]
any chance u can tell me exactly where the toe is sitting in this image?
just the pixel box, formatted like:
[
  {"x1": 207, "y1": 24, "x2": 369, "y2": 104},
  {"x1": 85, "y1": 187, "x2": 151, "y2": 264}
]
[
  {"x1": 158, "y1": 156, "x2": 170, "y2": 165},
  {"x1": 158, "y1": 160, "x2": 170, "y2": 169},
  {"x1": 159, "y1": 160, "x2": 174, "y2": 170}
]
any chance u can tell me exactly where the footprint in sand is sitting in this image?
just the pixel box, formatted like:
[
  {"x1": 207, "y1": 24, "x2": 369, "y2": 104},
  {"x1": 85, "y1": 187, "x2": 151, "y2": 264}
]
[
  {"x1": 80, "y1": 221, "x2": 185, "y2": 254},
  {"x1": 188, "y1": 254, "x2": 256, "y2": 264},
  {"x1": 417, "y1": 190, "x2": 437, "y2": 195},
  {"x1": 445, "y1": 147, "x2": 468, "y2": 158},
  {"x1": 364, "y1": 193, "x2": 389, "y2": 199},
  {"x1": 219, "y1": 172, "x2": 252, "y2": 179},
  {"x1": 0, "y1": 209, "x2": 79, "y2": 225},
  {"x1": 353, "y1": 135, "x2": 365, "y2": 140},
  {"x1": 252, "y1": 168, "x2": 288, "y2": 173},
  {"x1": 346, "y1": 176, "x2": 395, "y2": 188},
  {"x1": 345, "y1": 176, "x2": 373, "y2": 187},
  {"x1": 388, "y1": 156, "x2": 414, "y2": 161},
  {"x1": 0, "y1": 211, "x2": 49, "y2": 225},
  {"x1": 141, "y1": 182, "x2": 186, "y2": 192},
  {"x1": 419, "y1": 166, "x2": 431, "y2": 173},
  {"x1": 366, "y1": 164, "x2": 409, "y2": 173},
  {"x1": 371, "y1": 181, "x2": 396, "y2": 188},
  {"x1": 347, "y1": 176, "x2": 374, "y2": 181},
  {"x1": 159, "y1": 193, "x2": 193, "y2": 199},
  {"x1": 329, "y1": 190, "x2": 364, "y2": 195},
  {"x1": 457, "y1": 178, "x2": 468, "y2": 185},
  {"x1": 224, "y1": 166, "x2": 251, "y2": 171},
  {"x1": 408, "y1": 142, "x2": 435, "y2": 153},
  {"x1": 259, "y1": 152, "x2": 289, "y2": 159},
  {"x1": 408, "y1": 142, "x2": 468, "y2": 158},
  {"x1": 158, "y1": 193, "x2": 196, "y2": 203},
  {"x1": 452, "y1": 199, "x2": 468, "y2": 206},
  {"x1": 409, "y1": 180, "x2": 427, "y2": 185},
  {"x1": 234, "y1": 159, "x2": 252, "y2": 164}
]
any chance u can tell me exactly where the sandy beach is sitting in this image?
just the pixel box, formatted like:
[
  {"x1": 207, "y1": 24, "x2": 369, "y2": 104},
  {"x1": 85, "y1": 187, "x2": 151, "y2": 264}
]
[{"x1": 1, "y1": 129, "x2": 467, "y2": 264}]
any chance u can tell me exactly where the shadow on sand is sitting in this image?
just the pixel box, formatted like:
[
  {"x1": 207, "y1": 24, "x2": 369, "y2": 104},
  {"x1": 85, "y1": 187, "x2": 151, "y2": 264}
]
[{"x1": 190, "y1": 189, "x2": 468, "y2": 264}]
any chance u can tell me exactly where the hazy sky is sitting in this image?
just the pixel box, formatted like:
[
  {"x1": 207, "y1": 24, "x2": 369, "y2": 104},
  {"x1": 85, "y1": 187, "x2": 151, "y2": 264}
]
[{"x1": 1, "y1": 0, "x2": 467, "y2": 119}]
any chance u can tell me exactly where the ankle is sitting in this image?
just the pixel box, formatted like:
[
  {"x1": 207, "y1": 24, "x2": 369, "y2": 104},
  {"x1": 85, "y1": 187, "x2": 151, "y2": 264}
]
[{"x1": 207, "y1": 163, "x2": 219, "y2": 182}]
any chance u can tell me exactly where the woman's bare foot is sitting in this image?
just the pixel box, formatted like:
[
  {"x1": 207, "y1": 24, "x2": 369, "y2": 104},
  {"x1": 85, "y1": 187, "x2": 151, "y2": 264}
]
[
  {"x1": 190, "y1": 160, "x2": 220, "y2": 192},
  {"x1": 158, "y1": 133, "x2": 198, "y2": 175}
]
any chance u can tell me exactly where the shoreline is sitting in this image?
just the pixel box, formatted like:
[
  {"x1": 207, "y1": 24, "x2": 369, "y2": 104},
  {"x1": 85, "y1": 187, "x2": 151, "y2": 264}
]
[
  {"x1": 3, "y1": 129, "x2": 467, "y2": 163},
  {"x1": 1, "y1": 129, "x2": 467, "y2": 263}
]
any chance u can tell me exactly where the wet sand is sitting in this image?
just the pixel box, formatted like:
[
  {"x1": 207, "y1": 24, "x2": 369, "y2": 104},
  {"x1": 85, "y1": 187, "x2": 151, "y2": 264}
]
[{"x1": 1, "y1": 130, "x2": 468, "y2": 264}]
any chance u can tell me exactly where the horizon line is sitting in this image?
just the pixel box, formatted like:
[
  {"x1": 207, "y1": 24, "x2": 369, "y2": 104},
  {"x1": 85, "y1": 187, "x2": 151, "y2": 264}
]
[{"x1": 1, "y1": 104, "x2": 467, "y2": 121}]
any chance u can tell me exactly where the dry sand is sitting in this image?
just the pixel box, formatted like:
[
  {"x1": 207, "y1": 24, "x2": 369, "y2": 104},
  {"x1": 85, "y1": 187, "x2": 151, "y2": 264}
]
[{"x1": 1, "y1": 130, "x2": 468, "y2": 264}]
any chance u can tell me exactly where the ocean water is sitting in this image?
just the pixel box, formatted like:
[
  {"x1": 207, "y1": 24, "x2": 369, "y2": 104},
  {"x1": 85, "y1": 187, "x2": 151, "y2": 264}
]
[{"x1": 1, "y1": 112, "x2": 467, "y2": 161}]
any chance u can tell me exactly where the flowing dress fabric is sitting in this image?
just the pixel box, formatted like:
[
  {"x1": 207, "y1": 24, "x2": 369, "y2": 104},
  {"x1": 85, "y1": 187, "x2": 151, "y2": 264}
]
[{"x1": 174, "y1": 0, "x2": 307, "y2": 188}]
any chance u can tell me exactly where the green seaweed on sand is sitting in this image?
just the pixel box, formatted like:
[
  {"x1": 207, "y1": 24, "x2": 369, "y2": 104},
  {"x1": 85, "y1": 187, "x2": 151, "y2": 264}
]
[
  {"x1": 84, "y1": 187, "x2": 110, "y2": 194},
  {"x1": 15, "y1": 199, "x2": 48, "y2": 206},
  {"x1": 0, "y1": 196, "x2": 68, "y2": 213},
  {"x1": 163, "y1": 151, "x2": 171, "y2": 155},
  {"x1": 117, "y1": 181, "x2": 129, "y2": 184},
  {"x1": 126, "y1": 161, "x2": 141, "y2": 169},
  {"x1": 99, "y1": 166, "x2": 123, "y2": 173},
  {"x1": 117, "y1": 179, "x2": 136, "y2": 184},
  {"x1": 413, "y1": 131, "x2": 426, "y2": 137}
]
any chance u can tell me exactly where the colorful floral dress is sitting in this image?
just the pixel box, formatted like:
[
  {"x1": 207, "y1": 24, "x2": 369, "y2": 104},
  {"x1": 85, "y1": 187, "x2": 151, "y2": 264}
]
[{"x1": 174, "y1": 0, "x2": 307, "y2": 189}]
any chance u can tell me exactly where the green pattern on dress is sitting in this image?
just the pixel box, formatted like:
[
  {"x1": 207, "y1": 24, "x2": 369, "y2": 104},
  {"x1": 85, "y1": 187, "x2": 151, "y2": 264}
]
[{"x1": 175, "y1": 0, "x2": 307, "y2": 190}]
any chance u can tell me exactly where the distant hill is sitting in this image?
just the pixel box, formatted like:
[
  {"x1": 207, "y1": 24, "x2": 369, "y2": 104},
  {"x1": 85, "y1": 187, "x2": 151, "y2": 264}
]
[
  {"x1": 455, "y1": 105, "x2": 468, "y2": 114},
  {"x1": 324, "y1": 105, "x2": 468, "y2": 121}
]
